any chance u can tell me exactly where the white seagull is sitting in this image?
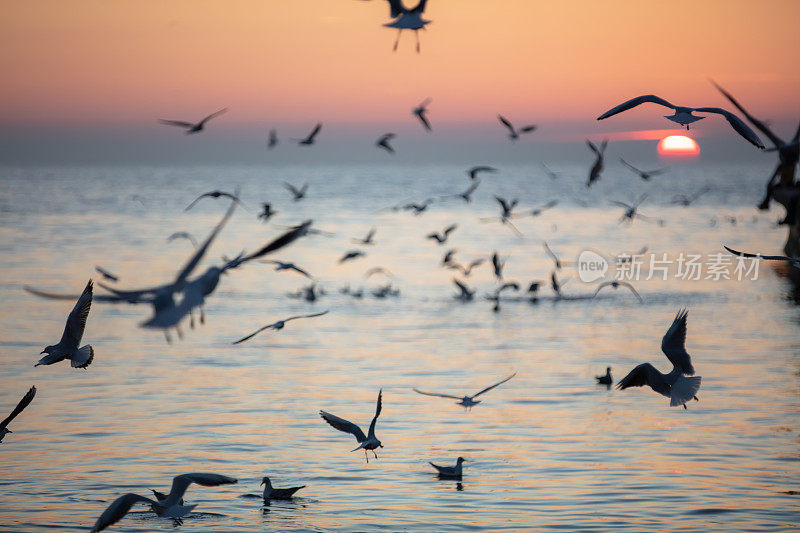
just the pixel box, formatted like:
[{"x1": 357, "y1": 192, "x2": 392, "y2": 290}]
[
  {"x1": 616, "y1": 309, "x2": 701, "y2": 409},
  {"x1": 232, "y1": 310, "x2": 329, "y2": 344},
  {"x1": 37, "y1": 280, "x2": 94, "y2": 369},
  {"x1": 158, "y1": 108, "x2": 228, "y2": 134},
  {"x1": 413, "y1": 373, "x2": 516, "y2": 410},
  {"x1": 320, "y1": 389, "x2": 383, "y2": 462},
  {"x1": 0, "y1": 386, "x2": 36, "y2": 443},
  {"x1": 498, "y1": 115, "x2": 536, "y2": 140}
]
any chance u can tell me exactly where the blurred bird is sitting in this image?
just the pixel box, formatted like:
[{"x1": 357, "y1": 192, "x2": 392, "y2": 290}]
[
  {"x1": 376, "y1": 133, "x2": 396, "y2": 153},
  {"x1": 295, "y1": 123, "x2": 322, "y2": 145},
  {"x1": 491, "y1": 252, "x2": 506, "y2": 280},
  {"x1": 320, "y1": 390, "x2": 383, "y2": 462},
  {"x1": 446, "y1": 258, "x2": 484, "y2": 277},
  {"x1": 232, "y1": 310, "x2": 329, "y2": 344},
  {"x1": 592, "y1": 281, "x2": 643, "y2": 303},
  {"x1": 353, "y1": 228, "x2": 377, "y2": 246},
  {"x1": 413, "y1": 373, "x2": 516, "y2": 410},
  {"x1": 440, "y1": 180, "x2": 481, "y2": 203},
  {"x1": 586, "y1": 140, "x2": 608, "y2": 187},
  {"x1": 619, "y1": 158, "x2": 668, "y2": 181},
  {"x1": 452, "y1": 278, "x2": 475, "y2": 301},
  {"x1": 340, "y1": 250, "x2": 366, "y2": 263},
  {"x1": 37, "y1": 280, "x2": 94, "y2": 369},
  {"x1": 158, "y1": 108, "x2": 227, "y2": 134},
  {"x1": 412, "y1": 98, "x2": 432, "y2": 130},
  {"x1": 467, "y1": 166, "x2": 497, "y2": 180},
  {"x1": 258, "y1": 203, "x2": 277, "y2": 222},
  {"x1": 383, "y1": 0, "x2": 431, "y2": 52},
  {"x1": 167, "y1": 231, "x2": 198, "y2": 247},
  {"x1": 185, "y1": 190, "x2": 247, "y2": 212},
  {"x1": 543, "y1": 241, "x2": 569, "y2": 270},
  {"x1": 260, "y1": 260, "x2": 313, "y2": 278},
  {"x1": 724, "y1": 245, "x2": 800, "y2": 268},
  {"x1": 267, "y1": 129, "x2": 278, "y2": 149},
  {"x1": 94, "y1": 266, "x2": 119, "y2": 282},
  {"x1": 442, "y1": 249, "x2": 457, "y2": 266},
  {"x1": 611, "y1": 194, "x2": 653, "y2": 224},
  {"x1": 427, "y1": 224, "x2": 458, "y2": 244},
  {"x1": 0, "y1": 386, "x2": 36, "y2": 444},
  {"x1": 671, "y1": 186, "x2": 710, "y2": 207},
  {"x1": 541, "y1": 163, "x2": 561, "y2": 180},
  {"x1": 498, "y1": 115, "x2": 536, "y2": 140},
  {"x1": 284, "y1": 182, "x2": 308, "y2": 201}
]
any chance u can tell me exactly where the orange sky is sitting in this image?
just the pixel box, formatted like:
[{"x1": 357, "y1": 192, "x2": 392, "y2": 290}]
[{"x1": 1, "y1": 0, "x2": 799, "y2": 130}]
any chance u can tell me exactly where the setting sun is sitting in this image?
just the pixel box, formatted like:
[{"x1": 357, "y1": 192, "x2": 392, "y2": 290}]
[{"x1": 658, "y1": 135, "x2": 700, "y2": 157}]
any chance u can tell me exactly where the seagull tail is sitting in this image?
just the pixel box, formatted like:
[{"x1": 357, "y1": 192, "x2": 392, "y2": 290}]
[
  {"x1": 670, "y1": 376, "x2": 702, "y2": 407},
  {"x1": 71, "y1": 345, "x2": 94, "y2": 369},
  {"x1": 350, "y1": 442, "x2": 367, "y2": 452}
]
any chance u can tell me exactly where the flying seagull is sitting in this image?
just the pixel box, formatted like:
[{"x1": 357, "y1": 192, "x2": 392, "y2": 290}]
[
  {"x1": 167, "y1": 231, "x2": 198, "y2": 248},
  {"x1": 295, "y1": 123, "x2": 322, "y2": 145},
  {"x1": 37, "y1": 280, "x2": 94, "y2": 369},
  {"x1": 541, "y1": 163, "x2": 561, "y2": 180},
  {"x1": 498, "y1": 115, "x2": 536, "y2": 140},
  {"x1": 94, "y1": 266, "x2": 119, "y2": 282},
  {"x1": 261, "y1": 477, "x2": 305, "y2": 500},
  {"x1": 442, "y1": 248, "x2": 457, "y2": 266},
  {"x1": 597, "y1": 95, "x2": 764, "y2": 148},
  {"x1": 376, "y1": 133, "x2": 396, "y2": 153},
  {"x1": 412, "y1": 98, "x2": 432, "y2": 131},
  {"x1": 232, "y1": 310, "x2": 329, "y2": 344},
  {"x1": 320, "y1": 390, "x2": 383, "y2": 462},
  {"x1": 671, "y1": 186, "x2": 710, "y2": 206},
  {"x1": 352, "y1": 228, "x2": 377, "y2": 246},
  {"x1": 467, "y1": 166, "x2": 497, "y2": 180},
  {"x1": 427, "y1": 224, "x2": 458, "y2": 244},
  {"x1": 586, "y1": 140, "x2": 608, "y2": 187},
  {"x1": 515, "y1": 200, "x2": 558, "y2": 218},
  {"x1": 0, "y1": 386, "x2": 36, "y2": 443},
  {"x1": 447, "y1": 258, "x2": 484, "y2": 277},
  {"x1": 619, "y1": 158, "x2": 668, "y2": 181},
  {"x1": 611, "y1": 194, "x2": 659, "y2": 224},
  {"x1": 339, "y1": 250, "x2": 365, "y2": 263},
  {"x1": 267, "y1": 129, "x2": 278, "y2": 149},
  {"x1": 543, "y1": 241, "x2": 568, "y2": 270},
  {"x1": 595, "y1": 367, "x2": 613, "y2": 386},
  {"x1": 723, "y1": 245, "x2": 800, "y2": 268},
  {"x1": 592, "y1": 281, "x2": 644, "y2": 303},
  {"x1": 616, "y1": 309, "x2": 701, "y2": 409},
  {"x1": 413, "y1": 373, "x2": 516, "y2": 410},
  {"x1": 491, "y1": 252, "x2": 506, "y2": 280},
  {"x1": 260, "y1": 260, "x2": 313, "y2": 279},
  {"x1": 284, "y1": 182, "x2": 308, "y2": 201},
  {"x1": 158, "y1": 108, "x2": 228, "y2": 134},
  {"x1": 90, "y1": 473, "x2": 237, "y2": 532},
  {"x1": 441, "y1": 180, "x2": 481, "y2": 203},
  {"x1": 185, "y1": 190, "x2": 247, "y2": 212},
  {"x1": 429, "y1": 457, "x2": 466, "y2": 480},
  {"x1": 383, "y1": 0, "x2": 431, "y2": 52},
  {"x1": 452, "y1": 278, "x2": 475, "y2": 301},
  {"x1": 258, "y1": 203, "x2": 276, "y2": 222}
]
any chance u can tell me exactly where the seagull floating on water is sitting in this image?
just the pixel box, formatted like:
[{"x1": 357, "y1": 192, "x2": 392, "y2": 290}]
[
  {"x1": 595, "y1": 367, "x2": 613, "y2": 386},
  {"x1": 376, "y1": 133, "x2": 396, "y2": 153},
  {"x1": 37, "y1": 280, "x2": 94, "y2": 369},
  {"x1": 498, "y1": 115, "x2": 536, "y2": 140},
  {"x1": 232, "y1": 310, "x2": 329, "y2": 345},
  {"x1": 158, "y1": 108, "x2": 228, "y2": 134},
  {"x1": 320, "y1": 389, "x2": 383, "y2": 462},
  {"x1": 429, "y1": 457, "x2": 466, "y2": 479},
  {"x1": 413, "y1": 373, "x2": 516, "y2": 410},
  {"x1": 261, "y1": 477, "x2": 305, "y2": 500},
  {"x1": 0, "y1": 386, "x2": 36, "y2": 443}
]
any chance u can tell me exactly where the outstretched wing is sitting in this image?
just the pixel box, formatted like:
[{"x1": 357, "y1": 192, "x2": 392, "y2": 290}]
[
  {"x1": 711, "y1": 80, "x2": 782, "y2": 148},
  {"x1": 173, "y1": 198, "x2": 237, "y2": 289},
  {"x1": 723, "y1": 245, "x2": 799, "y2": 262},
  {"x1": 283, "y1": 310, "x2": 329, "y2": 323},
  {"x1": 592, "y1": 281, "x2": 614, "y2": 298},
  {"x1": 162, "y1": 473, "x2": 237, "y2": 508},
  {"x1": 413, "y1": 388, "x2": 462, "y2": 400},
  {"x1": 307, "y1": 123, "x2": 322, "y2": 141},
  {"x1": 616, "y1": 363, "x2": 669, "y2": 396},
  {"x1": 231, "y1": 324, "x2": 274, "y2": 345},
  {"x1": 367, "y1": 389, "x2": 382, "y2": 438},
  {"x1": 520, "y1": 125, "x2": 537, "y2": 133},
  {"x1": 241, "y1": 220, "x2": 313, "y2": 262},
  {"x1": 498, "y1": 114, "x2": 514, "y2": 132},
  {"x1": 0, "y1": 386, "x2": 36, "y2": 430},
  {"x1": 472, "y1": 372, "x2": 516, "y2": 398},
  {"x1": 597, "y1": 95, "x2": 677, "y2": 120},
  {"x1": 542, "y1": 241, "x2": 559, "y2": 264},
  {"x1": 619, "y1": 282, "x2": 644, "y2": 303},
  {"x1": 661, "y1": 309, "x2": 694, "y2": 374},
  {"x1": 198, "y1": 108, "x2": 228, "y2": 126},
  {"x1": 90, "y1": 493, "x2": 156, "y2": 532},
  {"x1": 320, "y1": 411, "x2": 367, "y2": 442},
  {"x1": 694, "y1": 107, "x2": 765, "y2": 149},
  {"x1": 60, "y1": 280, "x2": 92, "y2": 348},
  {"x1": 619, "y1": 158, "x2": 642, "y2": 174},
  {"x1": 416, "y1": 111, "x2": 431, "y2": 131},
  {"x1": 453, "y1": 278, "x2": 472, "y2": 296},
  {"x1": 284, "y1": 182, "x2": 300, "y2": 196},
  {"x1": 158, "y1": 119, "x2": 193, "y2": 128}
]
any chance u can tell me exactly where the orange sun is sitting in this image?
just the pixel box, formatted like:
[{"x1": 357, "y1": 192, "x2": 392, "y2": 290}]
[{"x1": 657, "y1": 135, "x2": 700, "y2": 157}]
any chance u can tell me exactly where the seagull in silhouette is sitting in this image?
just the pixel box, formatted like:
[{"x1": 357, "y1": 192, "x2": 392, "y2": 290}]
[
  {"x1": 592, "y1": 281, "x2": 643, "y2": 303},
  {"x1": 446, "y1": 258, "x2": 484, "y2": 277},
  {"x1": 617, "y1": 309, "x2": 701, "y2": 409},
  {"x1": 340, "y1": 250, "x2": 365, "y2": 263},
  {"x1": 487, "y1": 282, "x2": 520, "y2": 312},
  {"x1": 37, "y1": 280, "x2": 94, "y2": 369},
  {"x1": 403, "y1": 199, "x2": 432, "y2": 215},
  {"x1": 611, "y1": 194, "x2": 654, "y2": 224},
  {"x1": 442, "y1": 248, "x2": 457, "y2": 266},
  {"x1": 586, "y1": 140, "x2": 608, "y2": 187},
  {"x1": 185, "y1": 190, "x2": 247, "y2": 212},
  {"x1": 352, "y1": 228, "x2": 377, "y2": 246},
  {"x1": 551, "y1": 271, "x2": 570, "y2": 298},
  {"x1": 412, "y1": 98, "x2": 432, "y2": 131},
  {"x1": 427, "y1": 224, "x2": 458, "y2": 244},
  {"x1": 167, "y1": 231, "x2": 198, "y2": 248},
  {"x1": 597, "y1": 95, "x2": 764, "y2": 148},
  {"x1": 94, "y1": 266, "x2": 119, "y2": 282},
  {"x1": 260, "y1": 260, "x2": 313, "y2": 278},
  {"x1": 257, "y1": 203, "x2": 277, "y2": 222},
  {"x1": 261, "y1": 477, "x2": 305, "y2": 500},
  {"x1": 284, "y1": 182, "x2": 308, "y2": 201},
  {"x1": 441, "y1": 180, "x2": 481, "y2": 203},
  {"x1": 376, "y1": 133, "x2": 396, "y2": 153},
  {"x1": 452, "y1": 278, "x2": 475, "y2": 301},
  {"x1": 543, "y1": 241, "x2": 569, "y2": 270},
  {"x1": 595, "y1": 367, "x2": 613, "y2": 386},
  {"x1": 158, "y1": 108, "x2": 228, "y2": 134},
  {"x1": 320, "y1": 390, "x2": 383, "y2": 462},
  {"x1": 723, "y1": 245, "x2": 800, "y2": 268},
  {"x1": 515, "y1": 200, "x2": 558, "y2": 218},
  {"x1": 671, "y1": 186, "x2": 710, "y2": 206},
  {"x1": 482, "y1": 197, "x2": 521, "y2": 235},
  {"x1": 413, "y1": 373, "x2": 516, "y2": 410},
  {"x1": 0, "y1": 386, "x2": 36, "y2": 444},
  {"x1": 467, "y1": 166, "x2": 497, "y2": 180},
  {"x1": 295, "y1": 123, "x2": 322, "y2": 145},
  {"x1": 90, "y1": 473, "x2": 238, "y2": 532},
  {"x1": 383, "y1": 0, "x2": 431, "y2": 52},
  {"x1": 232, "y1": 310, "x2": 328, "y2": 344},
  {"x1": 498, "y1": 115, "x2": 536, "y2": 140},
  {"x1": 619, "y1": 158, "x2": 668, "y2": 181},
  {"x1": 267, "y1": 129, "x2": 278, "y2": 149},
  {"x1": 429, "y1": 457, "x2": 466, "y2": 479}
]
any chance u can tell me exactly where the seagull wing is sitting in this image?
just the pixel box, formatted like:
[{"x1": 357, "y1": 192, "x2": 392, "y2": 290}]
[
  {"x1": 173, "y1": 198, "x2": 237, "y2": 289},
  {"x1": 619, "y1": 158, "x2": 642, "y2": 175},
  {"x1": 661, "y1": 309, "x2": 694, "y2": 374},
  {"x1": 452, "y1": 278, "x2": 472, "y2": 295},
  {"x1": 162, "y1": 473, "x2": 238, "y2": 508},
  {"x1": 284, "y1": 182, "x2": 300, "y2": 196},
  {"x1": 307, "y1": 123, "x2": 322, "y2": 141},
  {"x1": 287, "y1": 264, "x2": 313, "y2": 278},
  {"x1": 472, "y1": 372, "x2": 516, "y2": 398},
  {"x1": 586, "y1": 139, "x2": 599, "y2": 155},
  {"x1": 610, "y1": 201, "x2": 633, "y2": 209},
  {"x1": 24, "y1": 286, "x2": 129, "y2": 303},
  {"x1": 319, "y1": 411, "x2": 367, "y2": 442},
  {"x1": 198, "y1": 108, "x2": 228, "y2": 126},
  {"x1": 184, "y1": 193, "x2": 211, "y2": 211},
  {"x1": 498, "y1": 115, "x2": 514, "y2": 133},
  {"x1": 592, "y1": 281, "x2": 613, "y2": 298},
  {"x1": 367, "y1": 389, "x2": 382, "y2": 438},
  {"x1": 158, "y1": 119, "x2": 194, "y2": 128},
  {"x1": 618, "y1": 282, "x2": 644, "y2": 303},
  {"x1": 723, "y1": 245, "x2": 798, "y2": 262},
  {"x1": 597, "y1": 95, "x2": 677, "y2": 120},
  {"x1": 520, "y1": 125, "x2": 537, "y2": 133},
  {"x1": 283, "y1": 310, "x2": 329, "y2": 323},
  {"x1": 59, "y1": 280, "x2": 92, "y2": 348},
  {"x1": 694, "y1": 107, "x2": 765, "y2": 149},
  {"x1": 232, "y1": 324, "x2": 274, "y2": 345},
  {"x1": 417, "y1": 111, "x2": 431, "y2": 131},
  {"x1": 413, "y1": 388, "x2": 462, "y2": 400},
  {"x1": 241, "y1": 220, "x2": 312, "y2": 262},
  {"x1": 94, "y1": 266, "x2": 118, "y2": 281},
  {"x1": 0, "y1": 386, "x2": 36, "y2": 431},
  {"x1": 409, "y1": 0, "x2": 428, "y2": 14},
  {"x1": 90, "y1": 493, "x2": 156, "y2": 533},
  {"x1": 615, "y1": 363, "x2": 669, "y2": 396},
  {"x1": 711, "y1": 80, "x2": 782, "y2": 148},
  {"x1": 443, "y1": 224, "x2": 458, "y2": 236},
  {"x1": 542, "y1": 241, "x2": 559, "y2": 264}
]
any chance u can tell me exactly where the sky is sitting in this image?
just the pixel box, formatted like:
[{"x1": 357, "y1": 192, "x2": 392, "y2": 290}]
[{"x1": 1, "y1": 1, "x2": 799, "y2": 163}]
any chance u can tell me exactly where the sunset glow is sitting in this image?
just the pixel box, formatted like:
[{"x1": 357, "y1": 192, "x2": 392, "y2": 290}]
[{"x1": 657, "y1": 135, "x2": 700, "y2": 157}]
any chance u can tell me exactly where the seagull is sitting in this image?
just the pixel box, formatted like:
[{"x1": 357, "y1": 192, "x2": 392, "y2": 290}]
[
  {"x1": 185, "y1": 190, "x2": 246, "y2": 212},
  {"x1": 261, "y1": 477, "x2": 305, "y2": 500},
  {"x1": 723, "y1": 245, "x2": 800, "y2": 268},
  {"x1": 427, "y1": 224, "x2": 458, "y2": 244},
  {"x1": 260, "y1": 260, "x2": 313, "y2": 278},
  {"x1": 383, "y1": 0, "x2": 431, "y2": 53},
  {"x1": 89, "y1": 473, "x2": 238, "y2": 532},
  {"x1": 611, "y1": 194, "x2": 651, "y2": 224},
  {"x1": 94, "y1": 266, "x2": 119, "y2": 282},
  {"x1": 617, "y1": 309, "x2": 701, "y2": 409},
  {"x1": 467, "y1": 166, "x2": 497, "y2": 180},
  {"x1": 498, "y1": 115, "x2": 536, "y2": 140},
  {"x1": 320, "y1": 390, "x2": 383, "y2": 462},
  {"x1": 543, "y1": 241, "x2": 569, "y2": 270},
  {"x1": 232, "y1": 310, "x2": 328, "y2": 344},
  {"x1": 452, "y1": 278, "x2": 475, "y2": 301},
  {"x1": 597, "y1": 95, "x2": 764, "y2": 148},
  {"x1": 440, "y1": 180, "x2": 481, "y2": 203},
  {"x1": 412, "y1": 98, "x2": 432, "y2": 131},
  {"x1": 551, "y1": 271, "x2": 568, "y2": 298},
  {"x1": 339, "y1": 250, "x2": 365, "y2": 263},
  {"x1": 284, "y1": 182, "x2": 308, "y2": 201},
  {"x1": 37, "y1": 280, "x2": 94, "y2": 369},
  {"x1": 586, "y1": 140, "x2": 608, "y2": 187},
  {"x1": 482, "y1": 197, "x2": 522, "y2": 235},
  {"x1": 671, "y1": 186, "x2": 710, "y2": 206},
  {"x1": 258, "y1": 203, "x2": 277, "y2": 222},
  {"x1": 352, "y1": 228, "x2": 377, "y2": 246},
  {"x1": 592, "y1": 281, "x2": 643, "y2": 303},
  {"x1": 0, "y1": 386, "x2": 36, "y2": 444},
  {"x1": 376, "y1": 133, "x2": 396, "y2": 153},
  {"x1": 413, "y1": 373, "x2": 516, "y2": 410},
  {"x1": 487, "y1": 282, "x2": 520, "y2": 312},
  {"x1": 515, "y1": 200, "x2": 558, "y2": 218},
  {"x1": 429, "y1": 457, "x2": 466, "y2": 480},
  {"x1": 595, "y1": 367, "x2": 613, "y2": 386},
  {"x1": 167, "y1": 231, "x2": 198, "y2": 248},
  {"x1": 158, "y1": 108, "x2": 228, "y2": 134},
  {"x1": 403, "y1": 199, "x2": 432, "y2": 215},
  {"x1": 446, "y1": 258, "x2": 484, "y2": 277},
  {"x1": 267, "y1": 129, "x2": 278, "y2": 149},
  {"x1": 442, "y1": 249, "x2": 457, "y2": 266},
  {"x1": 541, "y1": 163, "x2": 561, "y2": 180},
  {"x1": 491, "y1": 252, "x2": 506, "y2": 280},
  {"x1": 619, "y1": 158, "x2": 668, "y2": 181},
  {"x1": 364, "y1": 266, "x2": 394, "y2": 278},
  {"x1": 295, "y1": 123, "x2": 322, "y2": 145}
]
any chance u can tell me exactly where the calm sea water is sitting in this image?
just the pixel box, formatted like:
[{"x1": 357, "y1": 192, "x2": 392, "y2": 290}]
[{"x1": 0, "y1": 162, "x2": 798, "y2": 532}]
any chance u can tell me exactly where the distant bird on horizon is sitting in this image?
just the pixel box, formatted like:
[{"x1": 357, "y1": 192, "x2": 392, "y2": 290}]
[
  {"x1": 185, "y1": 190, "x2": 247, "y2": 212},
  {"x1": 320, "y1": 389, "x2": 383, "y2": 462},
  {"x1": 427, "y1": 224, "x2": 458, "y2": 244},
  {"x1": 295, "y1": 123, "x2": 322, "y2": 145},
  {"x1": 232, "y1": 310, "x2": 328, "y2": 344},
  {"x1": 616, "y1": 309, "x2": 701, "y2": 409},
  {"x1": 158, "y1": 108, "x2": 228, "y2": 134},
  {"x1": 619, "y1": 158, "x2": 668, "y2": 181},
  {"x1": 260, "y1": 260, "x2": 313, "y2": 279},
  {"x1": 94, "y1": 266, "x2": 119, "y2": 283},
  {"x1": 267, "y1": 129, "x2": 278, "y2": 149},
  {"x1": 284, "y1": 182, "x2": 308, "y2": 201},
  {"x1": 597, "y1": 95, "x2": 764, "y2": 148},
  {"x1": 404, "y1": 198, "x2": 432, "y2": 215},
  {"x1": 429, "y1": 457, "x2": 466, "y2": 479},
  {"x1": 595, "y1": 367, "x2": 613, "y2": 386},
  {"x1": 498, "y1": 115, "x2": 536, "y2": 140},
  {"x1": 413, "y1": 98, "x2": 432, "y2": 131},
  {"x1": 353, "y1": 228, "x2": 377, "y2": 246},
  {"x1": 376, "y1": 133, "x2": 396, "y2": 153},
  {"x1": 586, "y1": 140, "x2": 608, "y2": 187},
  {"x1": 89, "y1": 473, "x2": 238, "y2": 532},
  {"x1": 515, "y1": 200, "x2": 558, "y2": 218},
  {"x1": 261, "y1": 477, "x2": 305, "y2": 500},
  {"x1": 37, "y1": 280, "x2": 94, "y2": 369},
  {"x1": 0, "y1": 386, "x2": 36, "y2": 444},
  {"x1": 382, "y1": 0, "x2": 431, "y2": 52},
  {"x1": 258, "y1": 203, "x2": 277, "y2": 222},
  {"x1": 413, "y1": 373, "x2": 516, "y2": 410},
  {"x1": 592, "y1": 280, "x2": 644, "y2": 303},
  {"x1": 467, "y1": 166, "x2": 497, "y2": 180}
]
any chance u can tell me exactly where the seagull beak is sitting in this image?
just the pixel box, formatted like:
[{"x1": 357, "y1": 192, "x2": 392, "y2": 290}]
[
  {"x1": 40, "y1": 349, "x2": 46, "y2": 354},
  {"x1": 260, "y1": 480, "x2": 265, "y2": 486}
]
